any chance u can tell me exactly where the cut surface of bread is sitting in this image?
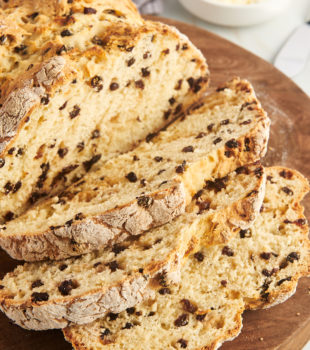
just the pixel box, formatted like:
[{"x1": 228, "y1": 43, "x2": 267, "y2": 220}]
[
  {"x1": 63, "y1": 167, "x2": 310, "y2": 350},
  {"x1": 0, "y1": 78, "x2": 270, "y2": 261},
  {"x1": 0, "y1": 163, "x2": 266, "y2": 330},
  {"x1": 0, "y1": 0, "x2": 209, "y2": 223}
]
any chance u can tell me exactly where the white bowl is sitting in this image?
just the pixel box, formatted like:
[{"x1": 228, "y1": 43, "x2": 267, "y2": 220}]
[{"x1": 178, "y1": 0, "x2": 292, "y2": 27}]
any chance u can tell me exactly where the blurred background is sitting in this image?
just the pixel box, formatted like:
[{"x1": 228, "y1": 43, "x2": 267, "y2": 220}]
[{"x1": 134, "y1": 0, "x2": 310, "y2": 96}]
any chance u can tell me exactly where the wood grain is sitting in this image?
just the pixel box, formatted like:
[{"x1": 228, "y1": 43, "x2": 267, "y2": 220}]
[{"x1": 0, "y1": 17, "x2": 309, "y2": 350}]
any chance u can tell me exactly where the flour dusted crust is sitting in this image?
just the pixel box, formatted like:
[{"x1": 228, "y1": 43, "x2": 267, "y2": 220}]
[
  {"x1": 0, "y1": 0, "x2": 209, "y2": 223},
  {"x1": 0, "y1": 164, "x2": 265, "y2": 330},
  {"x1": 0, "y1": 79, "x2": 270, "y2": 261},
  {"x1": 63, "y1": 167, "x2": 310, "y2": 350}
]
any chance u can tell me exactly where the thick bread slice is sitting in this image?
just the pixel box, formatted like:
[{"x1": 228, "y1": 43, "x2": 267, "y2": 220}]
[
  {"x1": 0, "y1": 0, "x2": 209, "y2": 223},
  {"x1": 63, "y1": 167, "x2": 309, "y2": 350},
  {"x1": 0, "y1": 79, "x2": 270, "y2": 261},
  {"x1": 0, "y1": 163, "x2": 265, "y2": 330}
]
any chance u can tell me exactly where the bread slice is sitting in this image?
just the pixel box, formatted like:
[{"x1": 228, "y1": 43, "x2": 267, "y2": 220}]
[
  {"x1": 0, "y1": 78, "x2": 270, "y2": 261},
  {"x1": 0, "y1": 0, "x2": 209, "y2": 224},
  {"x1": 63, "y1": 167, "x2": 309, "y2": 350},
  {"x1": 0, "y1": 163, "x2": 266, "y2": 330}
]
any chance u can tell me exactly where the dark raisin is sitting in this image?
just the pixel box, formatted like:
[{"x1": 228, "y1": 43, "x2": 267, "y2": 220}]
[
  {"x1": 125, "y1": 307, "x2": 135, "y2": 315},
  {"x1": 162, "y1": 48, "x2": 170, "y2": 55},
  {"x1": 31, "y1": 280, "x2": 44, "y2": 289},
  {"x1": 83, "y1": 154, "x2": 101, "y2": 171},
  {"x1": 286, "y1": 252, "x2": 300, "y2": 263},
  {"x1": 148, "y1": 311, "x2": 155, "y2": 316},
  {"x1": 137, "y1": 196, "x2": 153, "y2": 208},
  {"x1": 225, "y1": 139, "x2": 239, "y2": 149},
  {"x1": 177, "y1": 339, "x2": 188, "y2": 348},
  {"x1": 14, "y1": 44, "x2": 28, "y2": 55},
  {"x1": 0, "y1": 35, "x2": 7, "y2": 45},
  {"x1": 207, "y1": 123, "x2": 214, "y2": 132},
  {"x1": 106, "y1": 261, "x2": 119, "y2": 272},
  {"x1": 61, "y1": 29, "x2": 73, "y2": 37},
  {"x1": 12, "y1": 181, "x2": 22, "y2": 193},
  {"x1": 141, "y1": 67, "x2": 150, "y2": 77},
  {"x1": 110, "y1": 82, "x2": 119, "y2": 91},
  {"x1": 182, "y1": 146, "x2": 194, "y2": 153},
  {"x1": 281, "y1": 187, "x2": 293, "y2": 195},
  {"x1": 277, "y1": 277, "x2": 292, "y2": 286},
  {"x1": 122, "y1": 322, "x2": 134, "y2": 330},
  {"x1": 17, "y1": 148, "x2": 24, "y2": 156},
  {"x1": 0, "y1": 285, "x2": 4, "y2": 289},
  {"x1": 196, "y1": 314, "x2": 206, "y2": 321},
  {"x1": 169, "y1": 97, "x2": 176, "y2": 105},
  {"x1": 193, "y1": 252, "x2": 204, "y2": 262},
  {"x1": 196, "y1": 132, "x2": 206, "y2": 139},
  {"x1": 260, "y1": 252, "x2": 271, "y2": 260},
  {"x1": 8, "y1": 147, "x2": 15, "y2": 155},
  {"x1": 244, "y1": 138, "x2": 251, "y2": 152},
  {"x1": 135, "y1": 80, "x2": 145, "y2": 89},
  {"x1": 59, "y1": 264, "x2": 68, "y2": 271},
  {"x1": 220, "y1": 119, "x2": 230, "y2": 125},
  {"x1": 213, "y1": 137, "x2": 222, "y2": 145},
  {"x1": 205, "y1": 176, "x2": 228, "y2": 193},
  {"x1": 109, "y1": 313, "x2": 119, "y2": 321},
  {"x1": 91, "y1": 129, "x2": 100, "y2": 139},
  {"x1": 4, "y1": 182, "x2": 13, "y2": 194},
  {"x1": 90, "y1": 76, "x2": 103, "y2": 92},
  {"x1": 221, "y1": 280, "x2": 228, "y2": 287},
  {"x1": 154, "y1": 156, "x2": 163, "y2": 162},
  {"x1": 100, "y1": 328, "x2": 111, "y2": 340},
  {"x1": 176, "y1": 161, "x2": 186, "y2": 174},
  {"x1": 112, "y1": 244, "x2": 126, "y2": 256},
  {"x1": 255, "y1": 167, "x2": 263, "y2": 178},
  {"x1": 222, "y1": 246, "x2": 234, "y2": 257},
  {"x1": 69, "y1": 105, "x2": 80, "y2": 119},
  {"x1": 193, "y1": 190, "x2": 203, "y2": 200},
  {"x1": 159, "y1": 288, "x2": 171, "y2": 295},
  {"x1": 279, "y1": 259, "x2": 288, "y2": 270},
  {"x1": 84, "y1": 7, "x2": 97, "y2": 14},
  {"x1": 92, "y1": 36, "x2": 104, "y2": 46},
  {"x1": 27, "y1": 12, "x2": 39, "y2": 19},
  {"x1": 59, "y1": 101, "x2": 68, "y2": 110},
  {"x1": 41, "y1": 95, "x2": 50, "y2": 105},
  {"x1": 126, "y1": 172, "x2": 138, "y2": 183},
  {"x1": 158, "y1": 169, "x2": 165, "y2": 175},
  {"x1": 181, "y1": 299, "x2": 197, "y2": 313},
  {"x1": 175, "y1": 79, "x2": 183, "y2": 90},
  {"x1": 174, "y1": 103, "x2": 182, "y2": 115},
  {"x1": 4, "y1": 211, "x2": 14, "y2": 221},
  {"x1": 75, "y1": 212, "x2": 85, "y2": 221},
  {"x1": 224, "y1": 151, "x2": 232, "y2": 158},
  {"x1": 279, "y1": 170, "x2": 293, "y2": 179},
  {"x1": 56, "y1": 45, "x2": 67, "y2": 55},
  {"x1": 174, "y1": 314, "x2": 189, "y2": 327},
  {"x1": 58, "y1": 148, "x2": 68, "y2": 158},
  {"x1": 182, "y1": 44, "x2": 189, "y2": 50},
  {"x1": 77, "y1": 142, "x2": 84, "y2": 152},
  {"x1": 31, "y1": 292, "x2": 49, "y2": 302},
  {"x1": 58, "y1": 280, "x2": 78, "y2": 296},
  {"x1": 262, "y1": 269, "x2": 271, "y2": 277},
  {"x1": 0, "y1": 158, "x2": 5, "y2": 168},
  {"x1": 240, "y1": 119, "x2": 252, "y2": 125}
]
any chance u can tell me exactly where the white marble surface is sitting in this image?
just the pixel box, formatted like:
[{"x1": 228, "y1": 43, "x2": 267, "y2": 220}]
[
  {"x1": 159, "y1": 1, "x2": 310, "y2": 349},
  {"x1": 160, "y1": 0, "x2": 310, "y2": 96}
]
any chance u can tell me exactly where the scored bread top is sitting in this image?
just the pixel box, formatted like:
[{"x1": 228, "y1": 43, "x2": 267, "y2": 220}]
[
  {"x1": 0, "y1": 163, "x2": 266, "y2": 330},
  {"x1": 0, "y1": 0, "x2": 209, "y2": 223},
  {"x1": 0, "y1": 79, "x2": 270, "y2": 261},
  {"x1": 63, "y1": 167, "x2": 310, "y2": 350}
]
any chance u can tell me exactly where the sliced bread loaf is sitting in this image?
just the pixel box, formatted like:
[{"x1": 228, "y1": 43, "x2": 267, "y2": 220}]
[
  {"x1": 0, "y1": 0, "x2": 209, "y2": 223},
  {"x1": 0, "y1": 78, "x2": 270, "y2": 261},
  {"x1": 0, "y1": 163, "x2": 265, "y2": 330},
  {"x1": 63, "y1": 167, "x2": 309, "y2": 350}
]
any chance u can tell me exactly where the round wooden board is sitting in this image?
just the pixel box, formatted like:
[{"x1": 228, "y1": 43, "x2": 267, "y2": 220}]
[{"x1": 0, "y1": 17, "x2": 310, "y2": 350}]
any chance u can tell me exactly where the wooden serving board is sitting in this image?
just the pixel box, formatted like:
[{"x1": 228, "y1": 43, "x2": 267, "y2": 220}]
[{"x1": 0, "y1": 17, "x2": 310, "y2": 350}]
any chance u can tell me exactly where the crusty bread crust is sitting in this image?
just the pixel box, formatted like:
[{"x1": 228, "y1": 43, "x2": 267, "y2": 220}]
[{"x1": 0, "y1": 166, "x2": 266, "y2": 330}]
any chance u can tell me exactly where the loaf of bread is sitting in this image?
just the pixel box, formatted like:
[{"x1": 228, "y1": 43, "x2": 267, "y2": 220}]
[
  {"x1": 63, "y1": 167, "x2": 310, "y2": 350},
  {"x1": 0, "y1": 0, "x2": 209, "y2": 224},
  {"x1": 0, "y1": 163, "x2": 265, "y2": 330},
  {"x1": 0, "y1": 78, "x2": 270, "y2": 261}
]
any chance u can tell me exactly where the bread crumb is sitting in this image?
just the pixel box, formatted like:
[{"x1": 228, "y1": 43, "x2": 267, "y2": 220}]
[
  {"x1": 296, "y1": 312, "x2": 301, "y2": 316},
  {"x1": 259, "y1": 337, "x2": 264, "y2": 341}
]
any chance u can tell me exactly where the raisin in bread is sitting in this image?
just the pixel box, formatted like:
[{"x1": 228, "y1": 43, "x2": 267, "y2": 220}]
[
  {"x1": 0, "y1": 78, "x2": 270, "y2": 261},
  {"x1": 0, "y1": 163, "x2": 265, "y2": 330},
  {"x1": 63, "y1": 166, "x2": 309, "y2": 350},
  {"x1": 0, "y1": 0, "x2": 209, "y2": 224}
]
